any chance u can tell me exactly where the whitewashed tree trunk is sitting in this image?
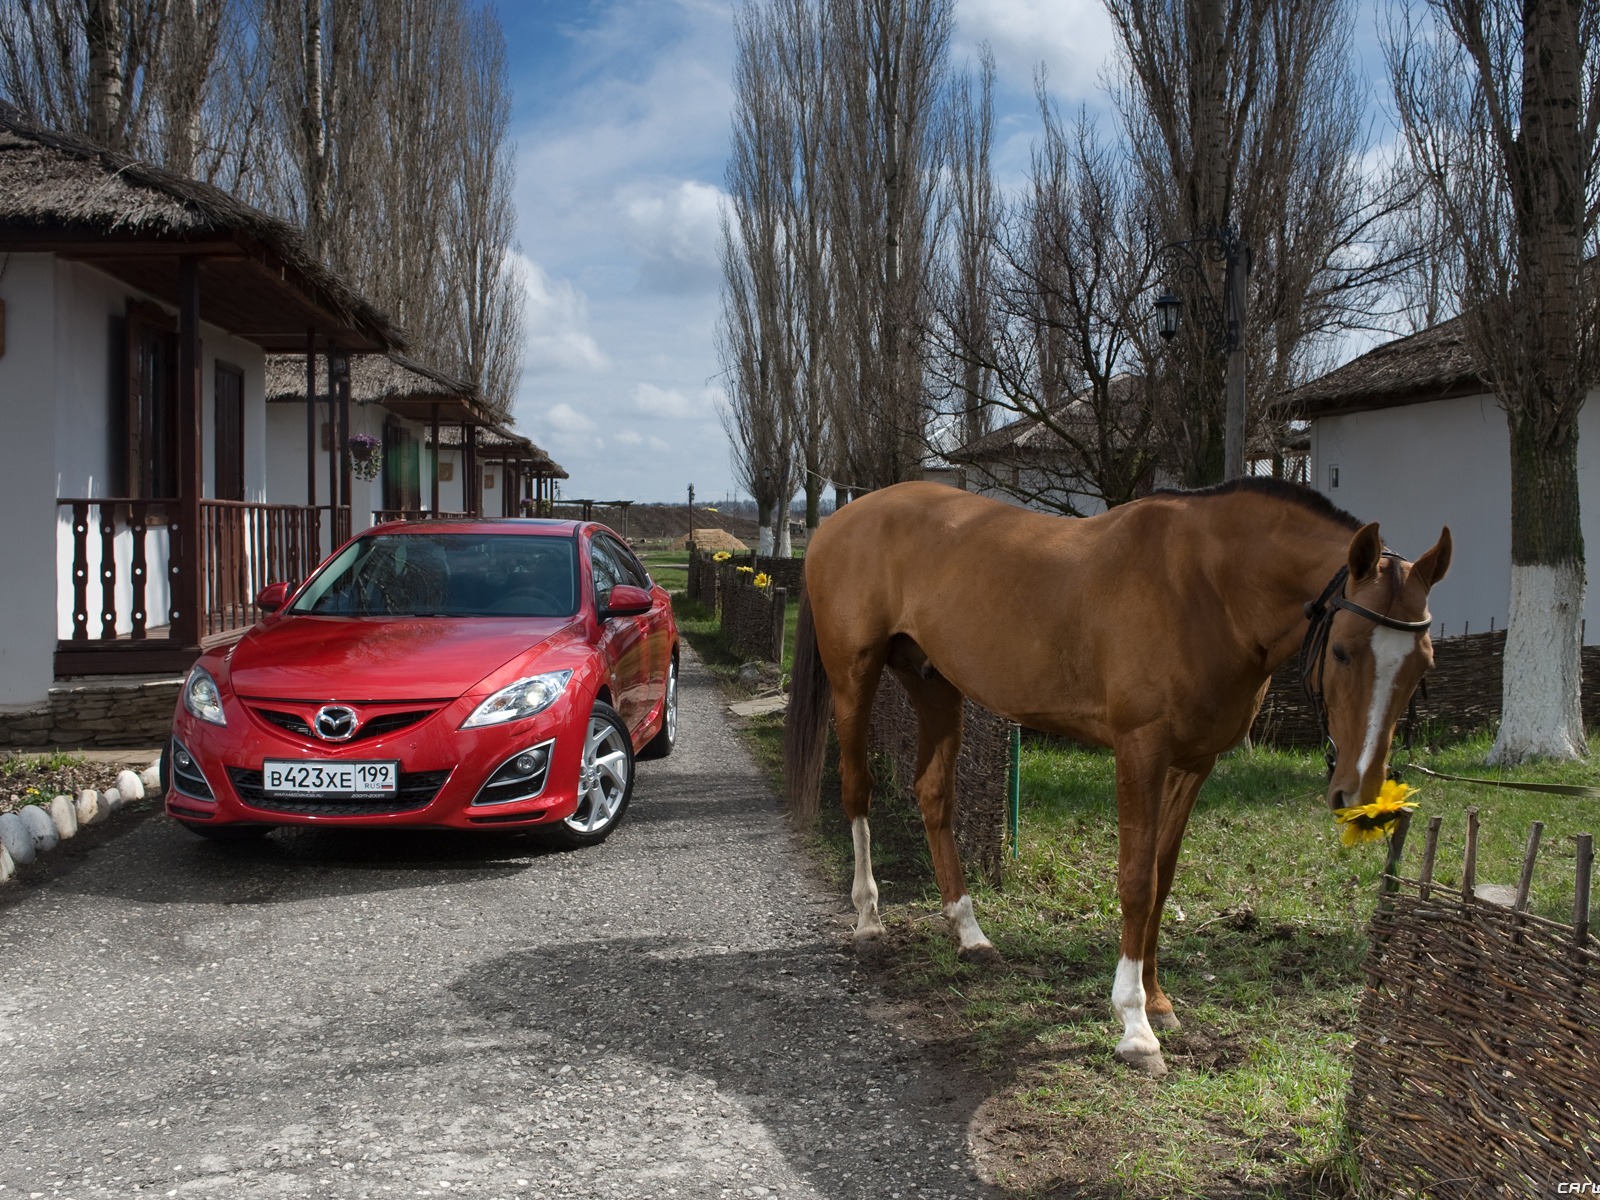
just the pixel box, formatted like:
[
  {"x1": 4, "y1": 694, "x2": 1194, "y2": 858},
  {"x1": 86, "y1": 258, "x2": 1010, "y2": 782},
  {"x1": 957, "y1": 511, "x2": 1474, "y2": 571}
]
[
  {"x1": 757, "y1": 520, "x2": 774, "y2": 556},
  {"x1": 1489, "y1": 562, "x2": 1588, "y2": 764},
  {"x1": 776, "y1": 514, "x2": 792, "y2": 557}
]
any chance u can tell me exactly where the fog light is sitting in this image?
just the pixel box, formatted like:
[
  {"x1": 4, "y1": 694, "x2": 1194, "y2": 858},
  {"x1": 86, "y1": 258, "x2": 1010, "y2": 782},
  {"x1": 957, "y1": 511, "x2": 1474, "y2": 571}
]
[
  {"x1": 515, "y1": 749, "x2": 547, "y2": 776},
  {"x1": 175, "y1": 747, "x2": 194, "y2": 770}
]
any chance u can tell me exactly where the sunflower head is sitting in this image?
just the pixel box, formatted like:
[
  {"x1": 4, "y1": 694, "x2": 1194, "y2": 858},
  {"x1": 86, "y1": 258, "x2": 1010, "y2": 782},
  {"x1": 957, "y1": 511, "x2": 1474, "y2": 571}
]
[{"x1": 1333, "y1": 779, "x2": 1418, "y2": 847}]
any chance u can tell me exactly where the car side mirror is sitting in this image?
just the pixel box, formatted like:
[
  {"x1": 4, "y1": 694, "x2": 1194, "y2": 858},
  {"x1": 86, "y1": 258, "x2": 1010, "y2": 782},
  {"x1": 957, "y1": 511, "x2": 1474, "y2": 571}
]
[
  {"x1": 257, "y1": 581, "x2": 291, "y2": 614},
  {"x1": 602, "y1": 584, "x2": 652, "y2": 618}
]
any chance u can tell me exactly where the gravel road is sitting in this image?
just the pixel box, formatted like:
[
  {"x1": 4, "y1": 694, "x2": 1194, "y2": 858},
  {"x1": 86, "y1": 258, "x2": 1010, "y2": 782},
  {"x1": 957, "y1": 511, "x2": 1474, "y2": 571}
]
[{"x1": 0, "y1": 649, "x2": 994, "y2": 1199}]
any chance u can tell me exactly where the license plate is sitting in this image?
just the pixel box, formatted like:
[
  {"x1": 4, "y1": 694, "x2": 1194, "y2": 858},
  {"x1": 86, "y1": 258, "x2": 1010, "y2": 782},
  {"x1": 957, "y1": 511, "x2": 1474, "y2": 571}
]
[{"x1": 263, "y1": 759, "x2": 398, "y2": 796}]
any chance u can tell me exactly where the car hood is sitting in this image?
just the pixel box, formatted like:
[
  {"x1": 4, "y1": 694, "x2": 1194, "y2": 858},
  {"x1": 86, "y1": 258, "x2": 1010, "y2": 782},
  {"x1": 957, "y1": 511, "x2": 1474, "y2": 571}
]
[{"x1": 224, "y1": 615, "x2": 584, "y2": 702}]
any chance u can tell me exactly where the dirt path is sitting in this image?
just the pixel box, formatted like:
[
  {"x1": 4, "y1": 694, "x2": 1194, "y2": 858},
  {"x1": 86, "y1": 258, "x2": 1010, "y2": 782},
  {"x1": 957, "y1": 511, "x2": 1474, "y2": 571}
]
[{"x1": 0, "y1": 649, "x2": 994, "y2": 1199}]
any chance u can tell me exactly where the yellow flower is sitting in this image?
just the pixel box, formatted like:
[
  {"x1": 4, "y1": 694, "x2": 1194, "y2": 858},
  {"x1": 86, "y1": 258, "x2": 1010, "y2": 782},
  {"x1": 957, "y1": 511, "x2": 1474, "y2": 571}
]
[
  {"x1": 712, "y1": 551, "x2": 731, "y2": 562},
  {"x1": 736, "y1": 565, "x2": 754, "y2": 574},
  {"x1": 753, "y1": 572, "x2": 771, "y2": 590},
  {"x1": 1333, "y1": 779, "x2": 1419, "y2": 847}
]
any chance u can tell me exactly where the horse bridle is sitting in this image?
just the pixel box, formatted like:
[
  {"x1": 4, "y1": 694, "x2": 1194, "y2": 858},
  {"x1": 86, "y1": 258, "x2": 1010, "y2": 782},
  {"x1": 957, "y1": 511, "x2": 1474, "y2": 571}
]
[{"x1": 1299, "y1": 551, "x2": 1433, "y2": 775}]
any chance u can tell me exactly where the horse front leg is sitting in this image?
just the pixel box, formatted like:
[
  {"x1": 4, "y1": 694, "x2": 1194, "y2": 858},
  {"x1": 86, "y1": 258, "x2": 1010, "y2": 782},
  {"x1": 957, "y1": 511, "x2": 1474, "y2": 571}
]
[
  {"x1": 1141, "y1": 759, "x2": 1214, "y2": 1033},
  {"x1": 894, "y1": 666, "x2": 1000, "y2": 965},
  {"x1": 1111, "y1": 730, "x2": 1173, "y2": 1077}
]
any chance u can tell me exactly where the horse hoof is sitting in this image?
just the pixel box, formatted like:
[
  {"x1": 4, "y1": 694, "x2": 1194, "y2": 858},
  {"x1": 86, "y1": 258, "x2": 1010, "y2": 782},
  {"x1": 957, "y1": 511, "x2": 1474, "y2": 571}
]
[
  {"x1": 852, "y1": 930, "x2": 890, "y2": 960},
  {"x1": 957, "y1": 942, "x2": 1004, "y2": 967},
  {"x1": 1148, "y1": 1009, "x2": 1181, "y2": 1032},
  {"x1": 1115, "y1": 1045, "x2": 1169, "y2": 1077}
]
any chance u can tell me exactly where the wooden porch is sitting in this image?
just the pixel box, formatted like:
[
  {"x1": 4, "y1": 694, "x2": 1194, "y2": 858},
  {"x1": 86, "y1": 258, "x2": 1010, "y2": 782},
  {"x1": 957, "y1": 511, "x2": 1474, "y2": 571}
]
[{"x1": 55, "y1": 498, "x2": 349, "y2": 676}]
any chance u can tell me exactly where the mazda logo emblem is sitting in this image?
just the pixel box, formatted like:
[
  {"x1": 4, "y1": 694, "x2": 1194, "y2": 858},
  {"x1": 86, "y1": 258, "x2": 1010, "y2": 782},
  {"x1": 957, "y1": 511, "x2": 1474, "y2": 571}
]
[{"x1": 313, "y1": 705, "x2": 359, "y2": 742}]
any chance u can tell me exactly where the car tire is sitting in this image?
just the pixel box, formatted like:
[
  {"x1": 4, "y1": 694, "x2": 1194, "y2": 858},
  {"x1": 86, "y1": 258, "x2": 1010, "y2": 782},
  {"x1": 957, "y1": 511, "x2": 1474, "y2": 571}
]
[
  {"x1": 176, "y1": 821, "x2": 274, "y2": 842},
  {"x1": 545, "y1": 701, "x2": 634, "y2": 849},
  {"x1": 636, "y1": 658, "x2": 678, "y2": 761}
]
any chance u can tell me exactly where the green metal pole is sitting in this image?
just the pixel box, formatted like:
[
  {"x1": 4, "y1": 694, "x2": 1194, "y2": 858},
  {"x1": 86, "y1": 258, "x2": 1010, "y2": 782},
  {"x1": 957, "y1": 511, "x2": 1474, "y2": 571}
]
[{"x1": 1009, "y1": 723, "x2": 1021, "y2": 859}]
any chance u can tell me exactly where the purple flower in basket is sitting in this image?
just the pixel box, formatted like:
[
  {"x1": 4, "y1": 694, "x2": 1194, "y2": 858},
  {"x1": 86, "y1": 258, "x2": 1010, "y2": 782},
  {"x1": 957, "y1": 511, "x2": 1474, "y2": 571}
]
[{"x1": 347, "y1": 433, "x2": 382, "y2": 481}]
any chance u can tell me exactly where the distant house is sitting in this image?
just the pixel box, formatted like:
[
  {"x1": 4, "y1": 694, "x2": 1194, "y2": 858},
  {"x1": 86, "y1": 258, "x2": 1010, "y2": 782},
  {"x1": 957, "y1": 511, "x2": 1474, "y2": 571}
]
[
  {"x1": 1287, "y1": 317, "x2": 1600, "y2": 642},
  {"x1": 263, "y1": 352, "x2": 563, "y2": 523},
  {"x1": 0, "y1": 110, "x2": 408, "y2": 719}
]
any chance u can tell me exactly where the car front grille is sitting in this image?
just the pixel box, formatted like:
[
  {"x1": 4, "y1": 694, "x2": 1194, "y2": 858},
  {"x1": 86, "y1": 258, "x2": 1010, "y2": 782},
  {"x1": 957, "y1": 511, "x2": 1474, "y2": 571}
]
[
  {"x1": 251, "y1": 707, "x2": 439, "y2": 743},
  {"x1": 226, "y1": 767, "x2": 451, "y2": 816}
]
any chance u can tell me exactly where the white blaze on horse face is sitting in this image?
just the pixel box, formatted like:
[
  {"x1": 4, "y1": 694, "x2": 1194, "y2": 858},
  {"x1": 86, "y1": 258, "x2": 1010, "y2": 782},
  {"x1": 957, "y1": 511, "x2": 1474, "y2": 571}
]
[
  {"x1": 1112, "y1": 956, "x2": 1160, "y2": 1059},
  {"x1": 1356, "y1": 626, "x2": 1417, "y2": 780},
  {"x1": 942, "y1": 894, "x2": 994, "y2": 954},
  {"x1": 850, "y1": 816, "x2": 885, "y2": 936}
]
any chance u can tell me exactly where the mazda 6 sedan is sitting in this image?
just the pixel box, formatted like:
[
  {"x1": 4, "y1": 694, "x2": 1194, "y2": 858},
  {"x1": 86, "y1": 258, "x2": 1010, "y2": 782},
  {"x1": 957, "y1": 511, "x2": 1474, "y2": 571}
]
[{"x1": 162, "y1": 518, "x2": 678, "y2": 848}]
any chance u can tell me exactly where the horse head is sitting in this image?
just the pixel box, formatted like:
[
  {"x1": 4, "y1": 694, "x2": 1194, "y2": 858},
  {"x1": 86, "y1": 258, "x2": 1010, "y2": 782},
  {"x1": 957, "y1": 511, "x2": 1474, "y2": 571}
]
[{"x1": 1315, "y1": 522, "x2": 1452, "y2": 813}]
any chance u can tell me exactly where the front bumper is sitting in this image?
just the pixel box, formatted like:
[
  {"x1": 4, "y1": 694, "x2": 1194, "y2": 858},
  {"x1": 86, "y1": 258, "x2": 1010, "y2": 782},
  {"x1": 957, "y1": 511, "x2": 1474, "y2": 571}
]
[{"x1": 165, "y1": 689, "x2": 589, "y2": 830}]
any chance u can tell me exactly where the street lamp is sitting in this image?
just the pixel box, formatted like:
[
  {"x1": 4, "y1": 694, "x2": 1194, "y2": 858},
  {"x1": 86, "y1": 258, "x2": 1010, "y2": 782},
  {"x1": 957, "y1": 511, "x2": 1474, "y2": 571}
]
[{"x1": 1153, "y1": 222, "x2": 1252, "y2": 479}]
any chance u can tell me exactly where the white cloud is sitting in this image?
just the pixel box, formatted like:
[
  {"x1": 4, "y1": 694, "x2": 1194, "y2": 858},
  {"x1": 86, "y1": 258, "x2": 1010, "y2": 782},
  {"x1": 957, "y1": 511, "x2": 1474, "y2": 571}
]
[
  {"x1": 615, "y1": 428, "x2": 644, "y2": 446},
  {"x1": 545, "y1": 403, "x2": 598, "y2": 436},
  {"x1": 512, "y1": 251, "x2": 609, "y2": 372},
  {"x1": 619, "y1": 179, "x2": 726, "y2": 293},
  {"x1": 955, "y1": 0, "x2": 1117, "y2": 103},
  {"x1": 632, "y1": 382, "x2": 718, "y2": 420}
]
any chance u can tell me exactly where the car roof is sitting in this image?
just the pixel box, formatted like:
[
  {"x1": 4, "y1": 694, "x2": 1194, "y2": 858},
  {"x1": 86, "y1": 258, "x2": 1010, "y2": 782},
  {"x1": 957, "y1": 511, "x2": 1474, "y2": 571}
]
[{"x1": 366, "y1": 518, "x2": 583, "y2": 538}]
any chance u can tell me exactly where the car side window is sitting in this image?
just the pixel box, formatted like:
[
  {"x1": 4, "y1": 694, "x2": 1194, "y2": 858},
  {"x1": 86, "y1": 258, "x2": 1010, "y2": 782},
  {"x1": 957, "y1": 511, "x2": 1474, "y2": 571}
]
[
  {"x1": 598, "y1": 534, "x2": 648, "y2": 589},
  {"x1": 590, "y1": 538, "x2": 623, "y2": 608}
]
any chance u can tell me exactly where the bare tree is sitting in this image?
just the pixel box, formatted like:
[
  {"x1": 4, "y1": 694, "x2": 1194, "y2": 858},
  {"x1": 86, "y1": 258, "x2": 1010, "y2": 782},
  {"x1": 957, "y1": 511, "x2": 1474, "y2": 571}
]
[
  {"x1": 823, "y1": 0, "x2": 952, "y2": 492},
  {"x1": 940, "y1": 96, "x2": 1166, "y2": 513},
  {"x1": 1108, "y1": 0, "x2": 1400, "y2": 485},
  {"x1": 721, "y1": 0, "x2": 800, "y2": 555},
  {"x1": 1389, "y1": 0, "x2": 1599, "y2": 763}
]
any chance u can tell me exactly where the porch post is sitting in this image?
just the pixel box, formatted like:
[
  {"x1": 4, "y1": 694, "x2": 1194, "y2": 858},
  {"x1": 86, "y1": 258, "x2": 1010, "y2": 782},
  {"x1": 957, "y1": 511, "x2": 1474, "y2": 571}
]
[
  {"x1": 465, "y1": 424, "x2": 477, "y2": 517},
  {"x1": 326, "y1": 348, "x2": 339, "y2": 523},
  {"x1": 305, "y1": 329, "x2": 318, "y2": 560},
  {"x1": 430, "y1": 402, "x2": 440, "y2": 515},
  {"x1": 337, "y1": 370, "x2": 352, "y2": 531},
  {"x1": 172, "y1": 256, "x2": 204, "y2": 646}
]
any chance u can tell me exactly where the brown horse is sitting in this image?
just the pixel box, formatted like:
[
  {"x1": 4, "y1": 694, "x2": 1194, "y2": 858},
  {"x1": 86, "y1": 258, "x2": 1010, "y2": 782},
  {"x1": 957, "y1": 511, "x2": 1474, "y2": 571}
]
[{"x1": 784, "y1": 479, "x2": 1450, "y2": 1076}]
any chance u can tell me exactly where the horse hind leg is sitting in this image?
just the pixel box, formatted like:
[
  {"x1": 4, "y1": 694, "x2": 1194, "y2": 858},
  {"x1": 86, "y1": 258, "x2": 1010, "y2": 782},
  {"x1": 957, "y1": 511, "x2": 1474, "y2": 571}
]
[
  {"x1": 1110, "y1": 729, "x2": 1174, "y2": 1077},
  {"x1": 830, "y1": 644, "x2": 889, "y2": 940},
  {"x1": 890, "y1": 652, "x2": 1000, "y2": 966}
]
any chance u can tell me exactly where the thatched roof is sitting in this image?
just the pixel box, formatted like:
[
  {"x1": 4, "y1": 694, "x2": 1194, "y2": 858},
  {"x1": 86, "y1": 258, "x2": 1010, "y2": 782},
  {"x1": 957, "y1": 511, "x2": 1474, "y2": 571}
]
[
  {"x1": 0, "y1": 107, "x2": 401, "y2": 353},
  {"x1": 264, "y1": 352, "x2": 490, "y2": 426},
  {"x1": 1283, "y1": 318, "x2": 1484, "y2": 419},
  {"x1": 424, "y1": 423, "x2": 568, "y2": 479}
]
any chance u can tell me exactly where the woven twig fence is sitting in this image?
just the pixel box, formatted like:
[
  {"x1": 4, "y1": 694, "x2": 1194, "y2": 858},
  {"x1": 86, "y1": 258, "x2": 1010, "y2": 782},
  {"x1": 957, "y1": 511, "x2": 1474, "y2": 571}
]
[
  {"x1": 721, "y1": 574, "x2": 788, "y2": 663},
  {"x1": 1253, "y1": 631, "x2": 1600, "y2": 748},
  {"x1": 1349, "y1": 811, "x2": 1599, "y2": 1197},
  {"x1": 686, "y1": 549, "x2": 721, "y2": 608},
  {"x1": 867, "y1": 676, "x2": 1010, "y2": 888}
]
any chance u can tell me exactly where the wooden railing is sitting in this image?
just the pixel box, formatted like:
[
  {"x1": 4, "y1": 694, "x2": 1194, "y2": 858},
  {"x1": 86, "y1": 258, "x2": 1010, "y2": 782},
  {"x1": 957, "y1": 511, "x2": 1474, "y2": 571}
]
[
  {"x1": 373, "y1": 509, "x2": 470, "y2": 523},
  {"x1": 58, "y1": 499, "x2": 347, "y2": 657},
  {"x1": 199, "y1": 500, "x2": 341, "y2": 635}
]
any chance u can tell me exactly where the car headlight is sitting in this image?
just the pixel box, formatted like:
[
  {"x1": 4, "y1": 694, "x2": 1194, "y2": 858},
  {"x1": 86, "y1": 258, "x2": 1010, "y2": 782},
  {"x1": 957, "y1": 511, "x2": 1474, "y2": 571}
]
[
  {"x1": 183, "y1": 666, "x2": 227, "y2": 726},
  {"x1": 461, "y1": 670, "x2": 573, "y2": 729}
]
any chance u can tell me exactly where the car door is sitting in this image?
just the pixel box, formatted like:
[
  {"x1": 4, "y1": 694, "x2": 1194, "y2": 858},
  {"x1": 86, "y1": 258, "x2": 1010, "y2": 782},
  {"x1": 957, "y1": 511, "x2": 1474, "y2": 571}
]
[
  {"x1": 608, "y1": 535, "x2": 672, "y2": 717},
  {"x1": 589, "y1": 532, "x2": 650, "y2": 734}
]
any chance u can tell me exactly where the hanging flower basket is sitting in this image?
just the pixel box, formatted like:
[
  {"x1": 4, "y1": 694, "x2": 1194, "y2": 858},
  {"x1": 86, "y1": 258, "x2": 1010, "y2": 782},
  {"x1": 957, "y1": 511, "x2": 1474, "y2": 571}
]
[{"x1": 347, "y1": 434, "x2": 382, "y2": 482}]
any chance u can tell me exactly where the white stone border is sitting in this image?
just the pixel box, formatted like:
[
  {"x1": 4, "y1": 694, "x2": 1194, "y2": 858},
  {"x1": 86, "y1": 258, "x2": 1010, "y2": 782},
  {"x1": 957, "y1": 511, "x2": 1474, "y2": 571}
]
[{"x1": 0, "y1": 763, "x2": 158, "y2": 884}]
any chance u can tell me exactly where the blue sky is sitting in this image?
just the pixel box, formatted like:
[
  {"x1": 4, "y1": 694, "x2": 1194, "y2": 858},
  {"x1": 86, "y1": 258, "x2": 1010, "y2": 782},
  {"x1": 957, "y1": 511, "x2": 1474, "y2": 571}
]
[{"x1": 494, "y1": 0, "x2": 1394, "y2": 503}]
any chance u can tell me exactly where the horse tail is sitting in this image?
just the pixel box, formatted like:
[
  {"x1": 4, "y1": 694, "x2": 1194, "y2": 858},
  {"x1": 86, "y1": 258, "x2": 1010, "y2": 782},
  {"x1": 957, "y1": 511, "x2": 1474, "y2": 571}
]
[{"x1": 784, "y1": 590, "x2": 831, "y2": 823}]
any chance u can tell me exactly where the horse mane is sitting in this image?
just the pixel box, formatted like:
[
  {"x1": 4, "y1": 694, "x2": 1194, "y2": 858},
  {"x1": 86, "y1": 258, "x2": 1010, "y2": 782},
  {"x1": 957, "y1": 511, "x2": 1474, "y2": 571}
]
[{"x1": 1148, "y1": 477, "x2": 1362, "y2": 532}]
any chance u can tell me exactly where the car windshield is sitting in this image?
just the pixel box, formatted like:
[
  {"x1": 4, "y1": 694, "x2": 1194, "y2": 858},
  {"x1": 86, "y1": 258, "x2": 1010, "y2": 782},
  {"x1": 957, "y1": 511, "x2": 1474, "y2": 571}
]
[{"x1": 290, "y1": 532, "x2": 579, "y2": 618}]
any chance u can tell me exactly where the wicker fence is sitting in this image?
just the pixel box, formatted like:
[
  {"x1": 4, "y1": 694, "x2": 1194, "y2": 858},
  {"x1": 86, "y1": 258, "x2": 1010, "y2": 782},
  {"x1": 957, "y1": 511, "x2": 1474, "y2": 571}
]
[
  {"x1": 1349, "y1": 812, "x2": 1598, "y2": 1196},
  {"x1": 866, "y1": 678, "x2": 1012, "y2": 888},
  {"x1": 1253, "y1": 631, "x2": 1600, "y2": 749},
  {"x1": 722, "y1": 574, "x2": 789, "y2": 663}
]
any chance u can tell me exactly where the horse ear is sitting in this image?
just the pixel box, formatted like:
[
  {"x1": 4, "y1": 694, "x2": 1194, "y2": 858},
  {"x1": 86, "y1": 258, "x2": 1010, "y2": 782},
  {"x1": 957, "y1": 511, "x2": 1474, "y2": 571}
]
[
  {"x1": 1347, "y1": 523, "x2": 1383, "y2": 584},
  {"x1": 1411, "y1": 526, "x2": 1452, "y2": 590}
]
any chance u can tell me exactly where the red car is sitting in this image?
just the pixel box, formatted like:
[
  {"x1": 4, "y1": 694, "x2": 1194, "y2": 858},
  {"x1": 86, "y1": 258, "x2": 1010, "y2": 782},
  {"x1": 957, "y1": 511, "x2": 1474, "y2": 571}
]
[{"x1": 162, "y1": 519, "x2": 678, "y2": 848}]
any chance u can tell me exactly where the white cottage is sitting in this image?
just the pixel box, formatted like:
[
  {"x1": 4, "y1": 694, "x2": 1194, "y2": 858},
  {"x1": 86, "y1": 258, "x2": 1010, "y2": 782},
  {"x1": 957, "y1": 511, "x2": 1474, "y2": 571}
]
[
  {"x1": 1290, "y1": 317, "x2": 1600, "y2": 643},
  {"x1": 0, "y1": 113, "x2": 400, "y2": 730}
]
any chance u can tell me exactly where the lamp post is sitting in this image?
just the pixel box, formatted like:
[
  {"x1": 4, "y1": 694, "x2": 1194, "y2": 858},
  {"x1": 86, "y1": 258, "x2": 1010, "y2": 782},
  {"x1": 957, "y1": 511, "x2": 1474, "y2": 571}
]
[{"x1": 1154, "y1": 223, "x2": 1252, "y2": 480}]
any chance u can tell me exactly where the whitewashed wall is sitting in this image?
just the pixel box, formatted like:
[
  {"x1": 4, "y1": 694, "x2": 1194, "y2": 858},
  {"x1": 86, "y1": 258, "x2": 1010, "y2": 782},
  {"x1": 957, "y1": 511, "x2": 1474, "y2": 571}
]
[{"x1": 1310, "y1": 392, "x2": 1600, "y2": 643}]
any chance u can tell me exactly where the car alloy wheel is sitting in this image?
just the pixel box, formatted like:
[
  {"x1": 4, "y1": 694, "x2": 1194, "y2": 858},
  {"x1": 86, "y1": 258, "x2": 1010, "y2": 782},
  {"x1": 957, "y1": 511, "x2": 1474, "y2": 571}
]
[{"x1": 550, "y1": 701, "x2": 634, "y2": 847}]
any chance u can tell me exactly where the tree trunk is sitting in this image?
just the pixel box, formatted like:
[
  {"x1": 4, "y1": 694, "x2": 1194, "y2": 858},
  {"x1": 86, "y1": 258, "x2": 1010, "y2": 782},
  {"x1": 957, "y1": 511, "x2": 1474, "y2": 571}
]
[
  {"x1": 85, "y1": 0, "x2": 125, "y2": 150},
  {"x1": 1489, "y1": 419, "x2": 1587, "y2": 762}
]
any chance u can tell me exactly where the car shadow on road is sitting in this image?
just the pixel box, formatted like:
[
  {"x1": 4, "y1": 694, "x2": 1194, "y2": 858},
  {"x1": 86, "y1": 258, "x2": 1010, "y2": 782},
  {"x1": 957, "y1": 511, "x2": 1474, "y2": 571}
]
[
  {"x1": 34, "y1": 812, "x2": 552, "y2": 907},
  {"x1": 453, "y1": 934, "x2": 1004, "y2": 1198}
]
